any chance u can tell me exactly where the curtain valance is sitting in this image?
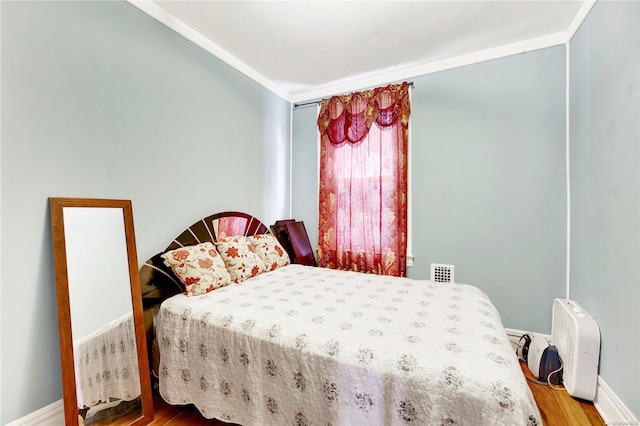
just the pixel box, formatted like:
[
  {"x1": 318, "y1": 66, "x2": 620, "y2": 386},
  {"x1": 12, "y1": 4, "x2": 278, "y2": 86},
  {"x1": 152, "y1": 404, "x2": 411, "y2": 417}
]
[{"x1": 317, "y1": 82, "x2": 411, "y2": 145}]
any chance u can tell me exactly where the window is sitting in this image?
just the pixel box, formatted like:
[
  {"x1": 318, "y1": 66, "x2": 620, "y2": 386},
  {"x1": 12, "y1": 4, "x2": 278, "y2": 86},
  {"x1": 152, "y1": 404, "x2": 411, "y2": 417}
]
[{"x1": 316, "y1": 83, "x2": 411, "y2": 276}]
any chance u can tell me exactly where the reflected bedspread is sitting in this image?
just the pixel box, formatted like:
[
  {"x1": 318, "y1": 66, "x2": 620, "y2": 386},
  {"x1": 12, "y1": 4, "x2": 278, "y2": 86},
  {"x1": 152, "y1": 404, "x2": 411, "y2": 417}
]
[{"x1": 74, "y1": 312, "x2": 140, "y2": 408}]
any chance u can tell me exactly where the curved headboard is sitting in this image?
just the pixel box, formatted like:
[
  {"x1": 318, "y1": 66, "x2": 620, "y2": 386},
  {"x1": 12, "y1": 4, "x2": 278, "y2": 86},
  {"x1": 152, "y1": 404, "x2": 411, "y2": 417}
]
[{"x1": 139, "y1": 211, "x2": 270, "y2": 306}]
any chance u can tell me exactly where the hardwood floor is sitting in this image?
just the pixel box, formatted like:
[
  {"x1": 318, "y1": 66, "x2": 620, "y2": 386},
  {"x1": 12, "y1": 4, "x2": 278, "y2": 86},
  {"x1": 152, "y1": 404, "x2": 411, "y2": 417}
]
[
  {"x1": 148, "y1": 392, "x2": 233, "y2": 425},
  {"x1": 521, "y1": 362, "x2": 604, "y2": 426},
  {"x1": 142, "y1": 363, "x2": 605, "y2": 425}
]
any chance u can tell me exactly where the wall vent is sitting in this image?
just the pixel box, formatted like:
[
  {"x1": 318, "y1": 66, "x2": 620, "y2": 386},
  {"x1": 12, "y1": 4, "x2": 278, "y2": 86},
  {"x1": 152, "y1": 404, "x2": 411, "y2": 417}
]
[{"x1": 430, "y1": 263, "x2": 454, "y2": 283}]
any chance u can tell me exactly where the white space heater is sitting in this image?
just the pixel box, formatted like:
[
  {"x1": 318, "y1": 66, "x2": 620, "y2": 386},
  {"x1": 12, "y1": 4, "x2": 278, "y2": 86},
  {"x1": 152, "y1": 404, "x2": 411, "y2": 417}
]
[{"x1": 551, "y1": 298, "x2": 600, "y2": 401}]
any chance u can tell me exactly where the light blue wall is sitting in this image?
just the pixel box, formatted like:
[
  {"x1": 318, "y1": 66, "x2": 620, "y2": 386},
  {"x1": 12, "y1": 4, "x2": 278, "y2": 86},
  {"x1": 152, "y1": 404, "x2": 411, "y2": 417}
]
[
  {"x1": 292, "y1": 47, "x2": 567, "y2": 333},
  {"x1": 291, "y1": 105, "x2": 319, "y2": 247},
  {"x1": 0, "y1": 1, "x2": 290, "y2": 423},
  {"x1": 410, "y1": 47, "x2": 566, "y2": 332},
  {"x1": 569, "y1": 1, "x2": 640, "y2": 418}
]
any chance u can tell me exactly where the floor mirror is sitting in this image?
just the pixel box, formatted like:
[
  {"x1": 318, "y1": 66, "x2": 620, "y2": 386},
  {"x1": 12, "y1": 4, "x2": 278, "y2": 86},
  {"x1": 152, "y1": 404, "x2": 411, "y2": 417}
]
[{"x1": 50, "y1": 198, "x2": 153, "y2": 426}]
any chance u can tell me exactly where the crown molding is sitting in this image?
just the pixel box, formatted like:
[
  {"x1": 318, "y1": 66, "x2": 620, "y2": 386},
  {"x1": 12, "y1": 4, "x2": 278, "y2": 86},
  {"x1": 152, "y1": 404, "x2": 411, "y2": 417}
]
[
  {"x1": 127, "y1": 0, "x2": 597, "y2": 104},
  {"x1": 290, "y1": 31, "x2": 567, "y2": 104},
  {"x1": 291, "y1": 0, "x2": 597, "y2": 103},
  {"x1": 126, "y1": 0, "x2": 291, "y2": 101},
  {"x1": 565, "y1": 1, "x2": 597, "y2": 42}
]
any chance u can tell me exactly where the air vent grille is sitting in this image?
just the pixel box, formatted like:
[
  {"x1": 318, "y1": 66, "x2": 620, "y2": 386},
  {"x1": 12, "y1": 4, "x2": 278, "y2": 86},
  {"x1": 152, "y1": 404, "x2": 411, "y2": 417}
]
[{"x1": 430, "y1": 263, "x2": 454, "y2": 283}]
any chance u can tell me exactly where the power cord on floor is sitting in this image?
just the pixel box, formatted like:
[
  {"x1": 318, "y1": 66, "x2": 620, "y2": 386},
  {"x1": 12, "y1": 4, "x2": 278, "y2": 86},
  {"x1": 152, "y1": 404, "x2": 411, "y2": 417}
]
[{"x1": 522, "y1": 359, "x2": 565, "y2": 391}]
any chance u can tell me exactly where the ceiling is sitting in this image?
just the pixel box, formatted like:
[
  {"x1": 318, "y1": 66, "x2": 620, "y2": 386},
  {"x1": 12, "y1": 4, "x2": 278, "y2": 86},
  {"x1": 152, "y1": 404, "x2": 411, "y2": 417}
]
[{"x1": 128, "y1": 1, "x2": 594, "y2": 103}]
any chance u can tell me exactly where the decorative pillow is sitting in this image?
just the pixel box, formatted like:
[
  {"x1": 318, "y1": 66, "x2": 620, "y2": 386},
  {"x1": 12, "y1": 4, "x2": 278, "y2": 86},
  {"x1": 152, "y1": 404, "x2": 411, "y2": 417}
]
[
  {"x1": 161, "y1": 242, "x2": 231, "y2": 296},
  {"x1": 216, "y1": 236, "x2": 266, "y2": 283},
  {"x1": 248, "y1": 234, "x2": 290, "y2": 271}
]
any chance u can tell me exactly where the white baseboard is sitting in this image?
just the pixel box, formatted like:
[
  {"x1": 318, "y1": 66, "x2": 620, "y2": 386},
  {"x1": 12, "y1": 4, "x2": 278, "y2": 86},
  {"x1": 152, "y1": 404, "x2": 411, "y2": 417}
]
[
  {"x1": 594, "y1": 376, "x2": 639, "y2": 425},
  {"x1": 504, "y1": 327, "x2": 550, "y2": 350},
  {"x1": 5, "y1": 399, "x2": 64, "y2": 426},
  {"x1": 505, "y1": 327, "x2": 551, "y2": 340},
  {"x1": 505, "y1": 327, "x2": 638, "y2": 424}
]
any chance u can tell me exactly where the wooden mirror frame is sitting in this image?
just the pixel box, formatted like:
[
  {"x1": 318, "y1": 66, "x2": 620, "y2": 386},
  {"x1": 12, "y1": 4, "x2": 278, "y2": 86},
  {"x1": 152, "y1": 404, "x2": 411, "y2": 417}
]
[{"x1": 50, "y1": 198, "x2": 153, "y2": 426}]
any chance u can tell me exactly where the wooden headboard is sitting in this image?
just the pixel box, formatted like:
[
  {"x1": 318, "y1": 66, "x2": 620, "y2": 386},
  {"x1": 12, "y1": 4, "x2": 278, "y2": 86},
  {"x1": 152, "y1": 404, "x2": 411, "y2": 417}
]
[{"x1": 139, "y1": 211, "x2": 270, "y2": 307}]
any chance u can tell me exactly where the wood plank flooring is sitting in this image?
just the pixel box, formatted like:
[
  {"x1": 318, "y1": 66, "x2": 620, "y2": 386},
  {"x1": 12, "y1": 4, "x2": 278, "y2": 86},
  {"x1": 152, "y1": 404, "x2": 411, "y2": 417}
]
[
  {"x1": 521, "y1": 362, "x2": 604, "y2": 426},
  {"x1": 140, "y1": 362, "x2": 605, "y2": 425}
]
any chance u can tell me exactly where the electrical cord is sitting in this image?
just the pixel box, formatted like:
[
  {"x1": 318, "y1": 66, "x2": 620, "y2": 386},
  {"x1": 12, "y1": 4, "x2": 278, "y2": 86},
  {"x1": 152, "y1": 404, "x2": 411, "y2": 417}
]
[
  {"x1": 525, "y1": 374, "x2": 550, "y2": 386},
  {"x1": 514, "y1": 332, "x2": 565, "y2": 390},
  {"x1": 510, "y1": 331, "x2": 532, "y2": 347},
  {"x1": 547, "y1": 360, "x2": 565, "y2": 391},
  {"x1": 521, "y1": 359, "x2": 565, "y2": 391}
]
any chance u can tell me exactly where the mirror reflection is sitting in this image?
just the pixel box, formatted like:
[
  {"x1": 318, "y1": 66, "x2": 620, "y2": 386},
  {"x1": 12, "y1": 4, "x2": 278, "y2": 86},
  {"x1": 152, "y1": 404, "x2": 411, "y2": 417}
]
[
  {"x1": 64, "y1": 207, "x2": 141, "y2": 423},
  {"x1": 212, "y1": 215, "x2": 249, "y2": 240},
  {"x1": 50, "y1": 198, "x2": 153, "y2": 426}
]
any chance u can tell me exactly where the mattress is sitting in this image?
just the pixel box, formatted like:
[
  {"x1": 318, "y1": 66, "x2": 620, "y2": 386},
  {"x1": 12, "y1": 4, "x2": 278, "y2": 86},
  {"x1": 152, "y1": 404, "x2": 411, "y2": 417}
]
[
  {"x1": 158, "y1": 264, "x2": 541, "y2": 425},
  {"x1": 74, "y1": 312, "x2": 141, "y2": 408}
]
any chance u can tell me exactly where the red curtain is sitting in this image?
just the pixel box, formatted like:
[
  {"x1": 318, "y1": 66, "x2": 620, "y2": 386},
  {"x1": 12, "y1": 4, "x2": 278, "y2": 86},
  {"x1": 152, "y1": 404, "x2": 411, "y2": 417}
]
[{"x1": 317, "y1": 82, "x2": 410, "y2": 276}]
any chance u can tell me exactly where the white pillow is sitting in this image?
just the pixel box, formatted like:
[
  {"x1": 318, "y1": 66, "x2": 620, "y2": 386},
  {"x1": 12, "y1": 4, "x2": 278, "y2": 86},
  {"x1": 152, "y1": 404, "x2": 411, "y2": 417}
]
[
  {"x1": 216, "y1": 236, "x2": 267, "y2": 283},
  {"x1": 161, "y1": 242, "x2": 231, "y2": 296},
  {"x1": 248, "y1": 234, "x2": 290, "y2": 271}
]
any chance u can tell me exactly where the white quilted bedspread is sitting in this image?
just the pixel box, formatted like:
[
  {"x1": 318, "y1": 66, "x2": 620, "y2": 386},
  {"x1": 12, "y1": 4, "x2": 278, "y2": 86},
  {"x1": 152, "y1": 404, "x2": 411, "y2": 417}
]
[
  {"x1": 74, "y1": 312, "x2": 140, "y2": 408},
  {"x1": 158, "y1": 265, "x2": 541, "y2": 425}
]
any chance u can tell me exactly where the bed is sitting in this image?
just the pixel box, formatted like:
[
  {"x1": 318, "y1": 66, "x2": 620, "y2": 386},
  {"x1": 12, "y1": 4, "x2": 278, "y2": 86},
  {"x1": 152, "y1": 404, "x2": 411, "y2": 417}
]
[{"x1": 139, "y1": 212, "x2": 541, "y2": 426}]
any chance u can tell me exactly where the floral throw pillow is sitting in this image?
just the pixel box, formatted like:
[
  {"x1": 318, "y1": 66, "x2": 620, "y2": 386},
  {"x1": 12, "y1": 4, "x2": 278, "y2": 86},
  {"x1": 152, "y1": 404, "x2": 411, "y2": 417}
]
[
  {"x1": 248, "y1": 234, "x2": 290, "y2": 271},
  {"x1": 216, "y1": 236, "x2": 266, "y2": 283},
  {"x1": 161, "y1": 242, "x2": 231, "y2": 296}
]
